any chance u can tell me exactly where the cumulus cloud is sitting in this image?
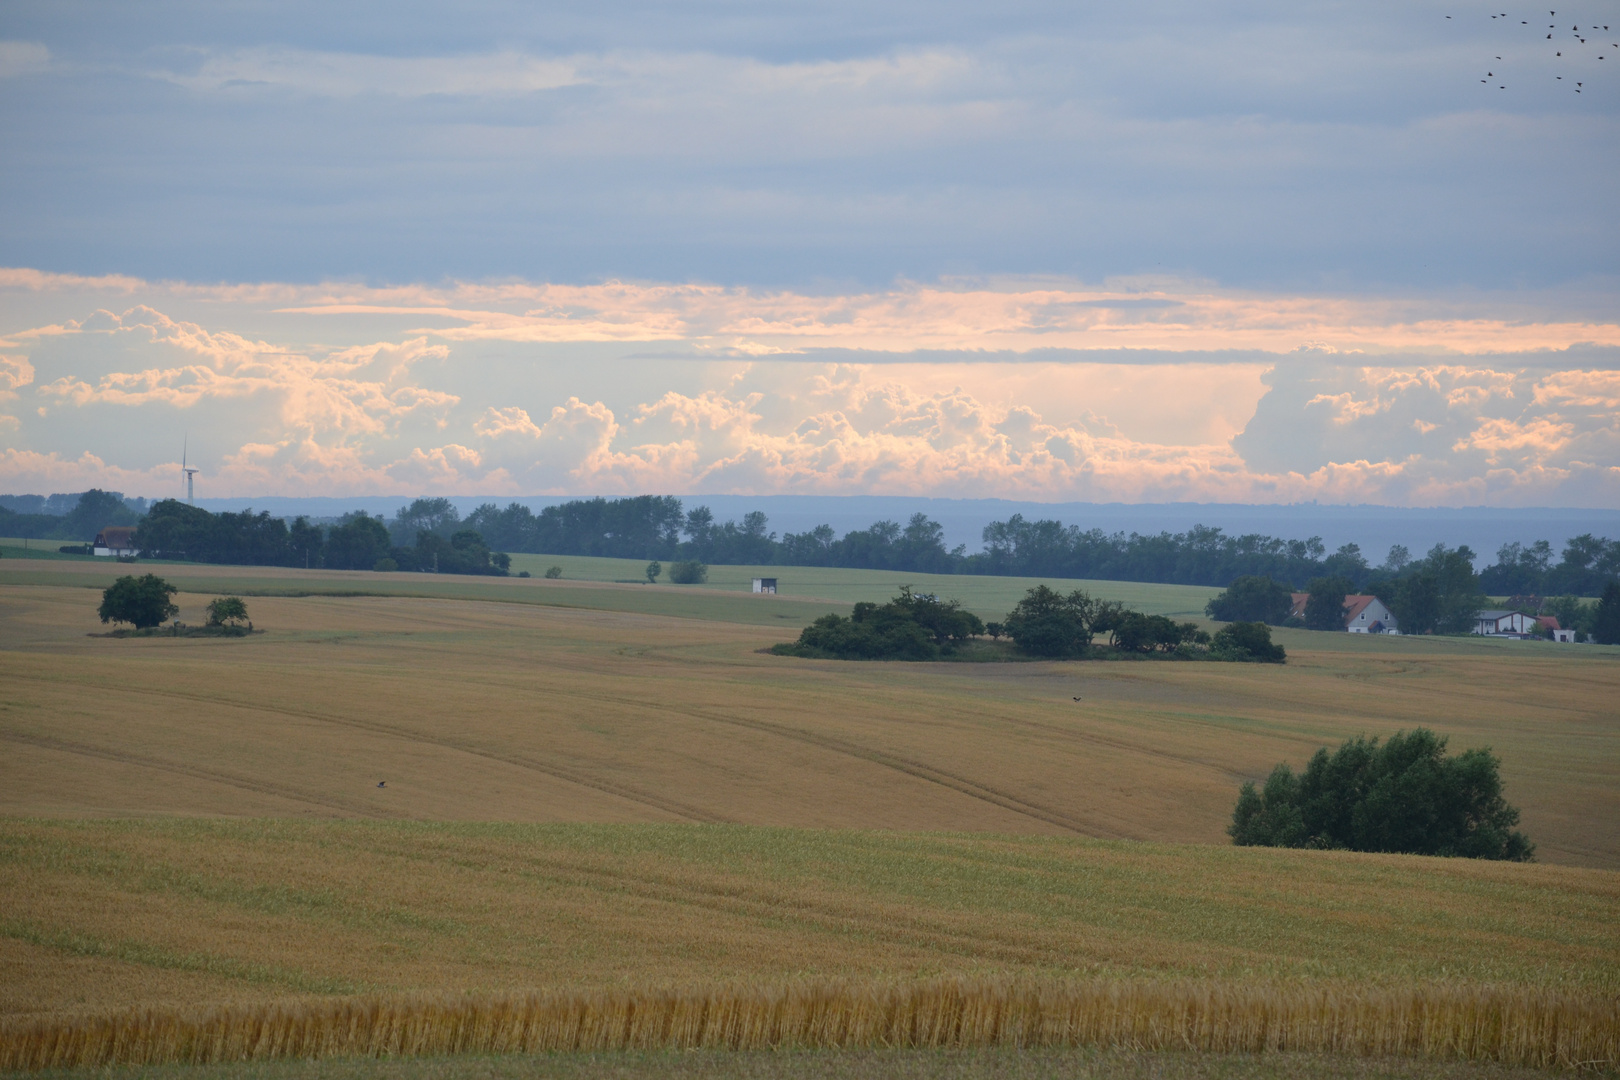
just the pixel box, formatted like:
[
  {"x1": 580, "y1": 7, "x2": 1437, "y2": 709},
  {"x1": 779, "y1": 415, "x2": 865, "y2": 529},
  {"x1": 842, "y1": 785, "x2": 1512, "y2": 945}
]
[
  {"x1": 21, "y1": 307, "x2": 455, "y2": 437},
  {"x1": 1, "y1": 272, "x2": 1617, "y2": 506}
]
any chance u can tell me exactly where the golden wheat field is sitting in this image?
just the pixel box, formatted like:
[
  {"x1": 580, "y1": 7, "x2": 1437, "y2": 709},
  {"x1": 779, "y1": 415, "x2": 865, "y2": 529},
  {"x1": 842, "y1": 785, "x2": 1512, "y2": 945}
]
[{"x1": 2, "y1": 557, "x2": 1618, "y2": 1073}]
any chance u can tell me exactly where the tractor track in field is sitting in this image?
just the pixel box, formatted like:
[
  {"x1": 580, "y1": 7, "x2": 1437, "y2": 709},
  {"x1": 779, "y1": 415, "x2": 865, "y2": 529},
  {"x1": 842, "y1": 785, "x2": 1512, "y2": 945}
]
[
  {"x1": 2, "y1": 672, "x2": 728, "y2": 825},
  {"x1": 0, "y1": 730, "x2": 394, "y2": 818},
  {"x1": 356, "y1": 838, "x2": 1076, "y2": 967},
  {"x1": 516, "y1": 683, "x2": 1118, "y2": 838},
  {"x1": 11, "y1": 665, "x2": 1128, "y2": 836}
]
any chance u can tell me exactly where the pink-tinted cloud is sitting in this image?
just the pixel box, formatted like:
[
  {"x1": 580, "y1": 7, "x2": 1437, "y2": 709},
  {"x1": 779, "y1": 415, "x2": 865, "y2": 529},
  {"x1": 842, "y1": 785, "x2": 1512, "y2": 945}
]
[{"x1": 3, "y1": 274, "x2": 1617, "y2": 506}]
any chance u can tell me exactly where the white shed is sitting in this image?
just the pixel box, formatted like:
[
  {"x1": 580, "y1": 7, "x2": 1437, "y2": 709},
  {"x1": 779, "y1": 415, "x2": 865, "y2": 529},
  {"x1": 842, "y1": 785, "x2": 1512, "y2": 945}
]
[{"x1": 751, "y1": 577, "x2": 777, "y2": 594}]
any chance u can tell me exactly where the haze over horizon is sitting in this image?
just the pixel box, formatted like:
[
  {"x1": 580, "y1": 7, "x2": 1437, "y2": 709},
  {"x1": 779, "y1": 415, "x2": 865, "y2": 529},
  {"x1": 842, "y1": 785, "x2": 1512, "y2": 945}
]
[{"x1": 2, "y1": 1, "x2": 1616, "y2": 507}]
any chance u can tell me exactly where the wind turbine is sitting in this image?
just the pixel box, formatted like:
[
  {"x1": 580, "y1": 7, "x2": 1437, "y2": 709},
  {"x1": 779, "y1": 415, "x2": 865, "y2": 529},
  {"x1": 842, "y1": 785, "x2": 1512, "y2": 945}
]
[{"x1": 182, "y1": 438, "x2": 199, "y2": 505}]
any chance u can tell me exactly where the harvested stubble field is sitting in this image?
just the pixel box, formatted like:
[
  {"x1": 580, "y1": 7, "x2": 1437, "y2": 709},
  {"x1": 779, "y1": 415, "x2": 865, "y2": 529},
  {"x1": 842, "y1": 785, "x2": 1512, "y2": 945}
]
[{"x1": 1, "y1": 559, "x2": 1618, "y2": 1072}]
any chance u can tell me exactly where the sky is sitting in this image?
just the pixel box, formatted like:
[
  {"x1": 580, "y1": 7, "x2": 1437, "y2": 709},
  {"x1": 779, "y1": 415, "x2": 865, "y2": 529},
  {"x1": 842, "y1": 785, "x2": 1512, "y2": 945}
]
[{"x1": 1, "y1": 1, "x2": 1617, "y2": 506}]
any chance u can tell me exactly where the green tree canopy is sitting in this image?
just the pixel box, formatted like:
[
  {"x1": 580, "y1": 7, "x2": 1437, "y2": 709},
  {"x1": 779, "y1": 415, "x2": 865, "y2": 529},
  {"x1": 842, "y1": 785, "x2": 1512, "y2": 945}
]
[
  {"x1": 777, "y1": 586, "x2": 983, "y2": 661},
  {"x1": 98, "y1": 574, "x2": 179, "y2": 629},
  {"x1": 1209, "y1": 621, "x2": 1286, "y2": 663},
  {"x1": 1303, "y1": 575, "x2": 1354, "y2": 631},
  {"x1": 1229, "y1": 728, "x2": 1533, "y2": 861},
  {"x1": 668, "y1": 560, "x2": 707, "y2": 584},
  {"x1": 324, "y1": 514, "x2": 392, "y2": 570},
  {"x1": 1003, "y1": 585, "x2": 1096, "y2": 658},
  {"x1": 205, "y1": 596, "x2": 249, "y2": 626},
  {"x1": 1593, "y1": 580, "x2": 1620, "y2": 645},
  {"x1": 1205, "y1": 575, "x2": 1294, "y2": 625}
]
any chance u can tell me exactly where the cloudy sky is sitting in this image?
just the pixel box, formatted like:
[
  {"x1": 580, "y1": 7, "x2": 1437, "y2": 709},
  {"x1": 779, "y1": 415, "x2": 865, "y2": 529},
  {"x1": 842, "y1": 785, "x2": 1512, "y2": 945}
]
[{"x1": 2, "y1": 1, "x2": 1616, "y2": 505}]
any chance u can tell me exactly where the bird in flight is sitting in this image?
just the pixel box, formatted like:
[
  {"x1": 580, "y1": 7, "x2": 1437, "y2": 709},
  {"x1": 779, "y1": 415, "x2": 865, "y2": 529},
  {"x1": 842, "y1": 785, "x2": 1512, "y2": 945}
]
[{"x1": 1451, "y1": 7, "x2": 1608, "y2": 93}]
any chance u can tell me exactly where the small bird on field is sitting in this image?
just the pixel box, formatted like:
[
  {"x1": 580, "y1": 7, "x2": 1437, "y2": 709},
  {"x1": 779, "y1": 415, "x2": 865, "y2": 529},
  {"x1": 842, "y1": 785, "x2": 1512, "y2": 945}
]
[
  {"x1": 377, "y1": 781, "x2": 386, "y2": 788},
  {"x1": 1073, "y1": 696, "x2": 1083, "y2": 701}
]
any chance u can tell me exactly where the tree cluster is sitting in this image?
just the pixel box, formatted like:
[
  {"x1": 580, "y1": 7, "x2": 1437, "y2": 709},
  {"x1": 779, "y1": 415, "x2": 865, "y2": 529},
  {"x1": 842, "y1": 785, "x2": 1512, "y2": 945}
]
[
  {"x1": 1003, "y1": 585, "x2": 1279, "y2": 661},
  {"x1": 777, "y1": 585, "x2": 1283, "y2": 664},
  {"x1": 1230, "y1": 728, "x2": 1533, "y2": 861},
  {"x1": 774, "y1": 587, "x2": 985, "y2": 660}
]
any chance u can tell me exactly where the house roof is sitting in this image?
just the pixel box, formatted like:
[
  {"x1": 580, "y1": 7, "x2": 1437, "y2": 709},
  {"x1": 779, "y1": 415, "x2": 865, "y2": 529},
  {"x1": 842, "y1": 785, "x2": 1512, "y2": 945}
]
[
  {"x1": 1291, "y1": 592, "x2": 1388, "y2": 627},
  {"x1": 1536, "y1": 615, "x2": 1561, "y2": 630},
  {"x1": 95, "y1": 526, "x2": 137, "y2": 546},
  {"x1": 1475, "y1": 610, "x2": 1517, "y2": 621},
  {"x1": 1343, "y1": 595, "x2": 1380, "y2": 622}
]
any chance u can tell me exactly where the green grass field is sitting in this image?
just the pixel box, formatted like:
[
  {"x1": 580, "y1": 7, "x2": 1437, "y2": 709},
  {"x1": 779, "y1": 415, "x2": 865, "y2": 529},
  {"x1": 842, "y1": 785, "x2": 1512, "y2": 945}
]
[{"x1": 2, "y1": 540, "x2": 1220, "y2": 623}]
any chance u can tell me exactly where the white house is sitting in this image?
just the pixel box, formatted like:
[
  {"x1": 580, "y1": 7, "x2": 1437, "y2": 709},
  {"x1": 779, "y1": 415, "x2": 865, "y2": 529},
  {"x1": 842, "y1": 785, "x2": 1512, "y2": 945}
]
[
  {"x1": 1343, "y1": 595, "x2": 1400, "y2": 634},
  {"x1": 1472, "y1": 610, "x2": 1539, "y2": 637},
  {"x1": 751, "y1": 577, "x2": 778, "y2": 594},
  {"x1": 92, "y1": 526, "x2": 138, "y2": 557},
  {"x1": 1289, "y1": 592, "x2": 1400, "y2": 633}
]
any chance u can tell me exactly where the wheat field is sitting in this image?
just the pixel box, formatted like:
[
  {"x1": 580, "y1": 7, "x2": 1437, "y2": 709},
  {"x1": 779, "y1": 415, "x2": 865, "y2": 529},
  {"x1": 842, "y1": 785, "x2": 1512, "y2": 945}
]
[
  {"x1": 6, "y1": 979, "x2": 1618, "y2": 1072},
  {"x1": 1, "y1": 567, "x2": 1615, "y2": 864},
  {"x1": 3, "y1": 559, "x2": 1618, "y2": 1072}
]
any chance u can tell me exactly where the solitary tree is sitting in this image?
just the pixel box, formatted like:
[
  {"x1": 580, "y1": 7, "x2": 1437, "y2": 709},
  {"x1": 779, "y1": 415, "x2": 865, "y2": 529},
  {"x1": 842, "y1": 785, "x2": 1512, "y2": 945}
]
[
  {"x1": 645, "y1": 560, "x2": 662, "y2": 583},
  {"x1": 206, "y1": 596, "x2": 249, "y2": 627},
  {"x1": 98, "y1": 574, "x2": 179, "y2": 629},
  {"x1": 1230, "y1": 728, "x2": 1532, "y2": 860}
]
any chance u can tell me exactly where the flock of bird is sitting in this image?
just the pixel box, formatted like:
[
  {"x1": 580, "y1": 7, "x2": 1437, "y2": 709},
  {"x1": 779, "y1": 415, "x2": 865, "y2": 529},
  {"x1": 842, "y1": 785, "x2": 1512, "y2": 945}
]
[{"x1": 1450, "y1": 9, "x2": 1615, "y2": 91}]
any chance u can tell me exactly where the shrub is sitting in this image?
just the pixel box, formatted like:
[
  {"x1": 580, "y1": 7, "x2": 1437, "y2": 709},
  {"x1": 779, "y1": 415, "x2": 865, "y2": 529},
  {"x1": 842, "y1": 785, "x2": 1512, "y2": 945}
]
[
  {"x1": 668, "y1": 560, "x2": 708, "y2": 584},
  {"x1": 98, "y1": 574, "x2": 179, "y2": 629},
  {"x1": 1230, "y1": 728, "x2": 1533, "y2": 860},
  {"x1": 517, "y1": 570, "x2": 531, "y2": 578},
  {"x1": 1210, "y1": 621, "x2": 1286, "y2": 663},
  {"x1": 544, "y1": 566, "x2": 563, "y2": 579},
  {"x1": 373, "y1": 557, "x2": 398, "y2": 572},
  {"x1": 646, "y1": 560, "x2": 662, "y2": 583}
]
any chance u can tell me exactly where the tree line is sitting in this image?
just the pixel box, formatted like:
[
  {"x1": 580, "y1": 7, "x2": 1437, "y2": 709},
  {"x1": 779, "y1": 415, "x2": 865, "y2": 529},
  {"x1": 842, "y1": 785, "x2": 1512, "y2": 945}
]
[
  {"x1": 454, "y1": 497, "x2": 1620, "y2": 594},
  {"x1": 132, "y1": 499, "x2": 509, "y2": 575},
  {"x1": 8, "y1": 491, "x2": 1617, "y2": 600}
]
